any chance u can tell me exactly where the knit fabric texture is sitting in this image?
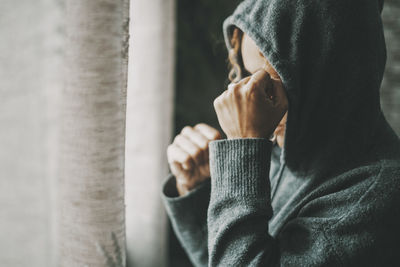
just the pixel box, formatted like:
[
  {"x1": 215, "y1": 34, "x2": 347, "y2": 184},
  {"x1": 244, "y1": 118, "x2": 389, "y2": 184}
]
[
  {"x1": 161, "y1": 0, "x2": 400, "y2": 265},
  {"x1": 162, "y1": 136, "x2": 400, "y2": 266}
]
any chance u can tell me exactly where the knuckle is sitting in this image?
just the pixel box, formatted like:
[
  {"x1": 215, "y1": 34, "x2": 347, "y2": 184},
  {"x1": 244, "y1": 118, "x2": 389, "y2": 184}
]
[
  {"x1": 227, "y1": 84, "x2": 236, "y2": 94},
  {"x1": 194, "y1": 123, "x2": 207, "y2": 133},
  {"x1": 173, "y1": 134, "x2": 181, "y2": 144},
  {"x1": 181, "y1": 126, "x2": 192, "y2": 135},
  {"x1": 233, "y1": 83, "x2": 242, "y2": 92},
  {"x1": 233, "y1": 85, "x2": 241, "y2": 95},
  {"x1": 226, "y1": 87, "x2": 232, "y2": 95},
  {"x1": 199, "y1": 141, "x2": 208, "y2": 150},
  {"x1": 213, "y1": 97, "x2": 220, "y2": 108},
  {"x1": 167, "y1": 146, "x2": 175, "y2": 162},
  {"x1": 226, "y1": 86, "x2": 236, "y2": 97},
  {"x1": 167, "y1": 144, "x2": 174, "y2": 153},
  {"x1": 194, "y1": 123, "x2": 204, "y2": 129},
  {"x1": 229, "y1": 82, "x2": 240, "y2": 89},
  {"x1": 212, "y1": 131, "x2": 221, "y2": 140}
]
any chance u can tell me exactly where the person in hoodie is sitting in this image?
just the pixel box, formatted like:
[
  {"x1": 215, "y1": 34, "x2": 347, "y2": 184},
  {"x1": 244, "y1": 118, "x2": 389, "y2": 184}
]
[{"x1": 161, "y1": 0, "x2": 400, "y2": 266}]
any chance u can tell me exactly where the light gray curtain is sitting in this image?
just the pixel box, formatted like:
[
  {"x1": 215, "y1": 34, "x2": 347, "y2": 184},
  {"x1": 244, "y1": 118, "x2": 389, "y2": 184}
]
[
  {"x1": 57, "y1": 0, "x2": 129, "y2": 266},
  {"x1": 0, "y1": 0, "x2": 63, "y2": 265}
]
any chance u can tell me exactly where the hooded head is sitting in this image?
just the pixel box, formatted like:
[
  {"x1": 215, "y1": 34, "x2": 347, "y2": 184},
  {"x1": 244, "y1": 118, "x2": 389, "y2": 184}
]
[{"x1": 223, "y1": 0, "x2": 389, "y2": 177}]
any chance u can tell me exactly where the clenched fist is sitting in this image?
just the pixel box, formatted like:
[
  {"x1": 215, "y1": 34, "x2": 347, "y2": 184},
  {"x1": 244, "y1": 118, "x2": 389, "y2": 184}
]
[
  {"x1": 213, "y1": 69, "x2": 288, "y2": 140},
  {"x1": 167, "y1": 123, "x2": 221, "y2": 196}
]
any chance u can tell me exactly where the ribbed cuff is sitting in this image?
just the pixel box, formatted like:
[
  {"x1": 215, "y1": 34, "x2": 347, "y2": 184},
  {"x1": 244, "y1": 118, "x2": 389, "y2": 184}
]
[{"x1": 209, "y1": 138, "x2": 272, "y2": 200}]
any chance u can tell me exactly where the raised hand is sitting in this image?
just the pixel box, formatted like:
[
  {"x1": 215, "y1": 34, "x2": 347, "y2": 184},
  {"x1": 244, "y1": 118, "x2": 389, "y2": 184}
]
[{"x1": 213, "y1": 69, "x2": 288, "y2": 140}]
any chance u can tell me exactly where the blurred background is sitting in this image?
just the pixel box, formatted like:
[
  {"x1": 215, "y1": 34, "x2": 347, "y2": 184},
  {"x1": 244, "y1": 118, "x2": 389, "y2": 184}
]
[{"x1": 0, "y1": 0, "x2": 398, "y2": 266}]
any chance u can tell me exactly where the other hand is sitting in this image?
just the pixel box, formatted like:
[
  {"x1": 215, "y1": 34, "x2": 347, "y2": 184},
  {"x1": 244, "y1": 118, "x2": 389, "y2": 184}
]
[{"x1": 167, "y1": 123, "x2": 221, "y2": 196}]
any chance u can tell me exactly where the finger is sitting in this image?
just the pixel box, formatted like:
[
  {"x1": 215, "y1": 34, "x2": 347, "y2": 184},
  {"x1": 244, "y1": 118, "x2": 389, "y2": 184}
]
[
  {"x1": 194, "y1": 123, "x2": 222, "y2": 140},
  {"x1": 227, "y1": 83, "x2": 236, "y2": 94},
  {"x1": 226, "y1": 77, "x2": 251, "y2": 96},
  {"x1": 213, "y1": 91, "x2": 228, "y2": 114},
  {"x1": 249, "y1": 68, "x2": 270, "y2": 85},
  {"x1": 167, "y1": 144, "x2": 195, "y2": 170},
  {"x1": 182, "y1": 126, "x2": 211, "y2": 166},
  {"x1": 170, "y1": 162, "x2": 192, "y2": 186},
  {"x1": 181, "y1": 126, "x2": 209, "y2": 150},
  {"x1": 174, "y1": 134, "x2": 202, "y2": 166},
  {"x1": 170, "y1": 161, "x2": 185, "y2": 177},
  {"x1": 245, "y1": 69, "x2": 273, "y2": 96},
  {"x1": 236, "y1": 75, "x2": 251, "y2": 86}
]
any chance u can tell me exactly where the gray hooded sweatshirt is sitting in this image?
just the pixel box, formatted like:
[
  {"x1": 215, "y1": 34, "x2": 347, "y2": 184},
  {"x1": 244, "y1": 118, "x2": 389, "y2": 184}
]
[{"x1": 161, "y1": 0, "x2": 400, "y2": 266}]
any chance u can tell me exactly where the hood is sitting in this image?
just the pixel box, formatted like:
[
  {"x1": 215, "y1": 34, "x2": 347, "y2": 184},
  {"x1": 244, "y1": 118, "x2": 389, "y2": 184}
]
[{"x1": 223, "y1": 0, "x2": 392, "y2": 178}]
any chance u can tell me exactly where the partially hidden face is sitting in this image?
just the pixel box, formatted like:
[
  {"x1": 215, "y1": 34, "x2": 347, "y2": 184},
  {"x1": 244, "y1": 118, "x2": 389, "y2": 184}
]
[{"x1": 240, "y1": 33, "x2": 288, "y2": 148}]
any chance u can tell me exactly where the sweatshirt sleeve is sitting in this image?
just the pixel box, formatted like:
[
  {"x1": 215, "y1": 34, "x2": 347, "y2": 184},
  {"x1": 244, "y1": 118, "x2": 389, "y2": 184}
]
[
  {"x1": 207, "y1": 138, "x2": 344, "y2": 266},
  {"x1": 208, "y1": 138, "x2": 276, "y2": 266},
  {"x1": 161, "y1": 173, "x2": 210, "y2": 267}
]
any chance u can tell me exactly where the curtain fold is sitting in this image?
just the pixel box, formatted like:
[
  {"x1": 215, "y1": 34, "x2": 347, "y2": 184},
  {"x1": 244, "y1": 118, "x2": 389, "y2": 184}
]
[{"x1": 57, "y1": 0, "x2": 129, "y2": 266}]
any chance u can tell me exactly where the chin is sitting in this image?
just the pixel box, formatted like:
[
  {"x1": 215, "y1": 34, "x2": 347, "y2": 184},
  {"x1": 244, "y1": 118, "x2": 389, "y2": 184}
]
[
  {"x1": 273, "y1": 126, "x2": 285, "y2": 148},
  {"x1": 276, "y1": 134, "x2": 285, "y2": 148}
]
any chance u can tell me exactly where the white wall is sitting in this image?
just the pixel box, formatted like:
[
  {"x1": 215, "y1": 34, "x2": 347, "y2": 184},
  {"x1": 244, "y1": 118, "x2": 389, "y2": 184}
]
[{"x1": 125, "y1": 0, "x2": 176, "y2": 266}]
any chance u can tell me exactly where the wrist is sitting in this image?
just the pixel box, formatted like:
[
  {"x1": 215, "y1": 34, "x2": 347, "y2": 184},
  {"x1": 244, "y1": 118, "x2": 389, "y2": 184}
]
[
  {"x1": 226, "y1": 134, "x2": 271, "y2": 140},
  {"x1": 176, "y1": 177, "x2": 210, "y2": 196},
  {"x1": 226, "y1": 131, "x2": 273, "y2": 140},
  {"x1": 176, "y1": 181, "x2": 191, "y2": 196}
]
